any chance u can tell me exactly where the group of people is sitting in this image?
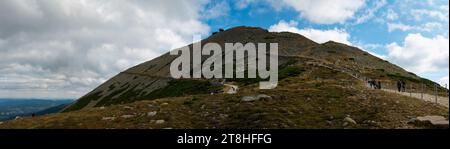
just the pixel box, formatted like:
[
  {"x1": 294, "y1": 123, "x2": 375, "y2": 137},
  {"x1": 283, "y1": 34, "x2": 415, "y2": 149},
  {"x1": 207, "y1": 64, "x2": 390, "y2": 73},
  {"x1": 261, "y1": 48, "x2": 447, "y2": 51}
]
[
  {"x1": 397, "y1": 80, "x2": 406, "y2": 92},
  {"x1": 368, "y1": 79, "x2": 382, "y2": 89}
]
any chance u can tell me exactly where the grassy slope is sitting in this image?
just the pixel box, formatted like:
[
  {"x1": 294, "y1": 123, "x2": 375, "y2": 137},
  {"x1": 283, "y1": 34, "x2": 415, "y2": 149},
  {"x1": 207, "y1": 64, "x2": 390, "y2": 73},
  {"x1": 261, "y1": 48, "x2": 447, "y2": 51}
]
[{"x1": 1, "y1": 63, "x2": 447, "y2": 129}]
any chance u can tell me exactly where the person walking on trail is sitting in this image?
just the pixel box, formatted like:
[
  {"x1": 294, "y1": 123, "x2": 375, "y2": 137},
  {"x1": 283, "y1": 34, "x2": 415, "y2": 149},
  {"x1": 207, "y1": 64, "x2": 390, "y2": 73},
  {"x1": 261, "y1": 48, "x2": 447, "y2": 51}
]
[
  {"x1": 401, "y1": 80, "x2": 406, "y2": 92},
  {"x1": 397, "y1": 80, "x2": 402, "y2": 92}
]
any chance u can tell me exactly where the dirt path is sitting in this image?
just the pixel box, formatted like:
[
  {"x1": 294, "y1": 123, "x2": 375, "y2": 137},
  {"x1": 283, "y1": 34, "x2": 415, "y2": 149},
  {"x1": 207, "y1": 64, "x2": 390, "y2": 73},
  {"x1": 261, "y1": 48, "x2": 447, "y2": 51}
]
[{"x1": 382, "y1": 89, "x2": 449, "y2": 108}]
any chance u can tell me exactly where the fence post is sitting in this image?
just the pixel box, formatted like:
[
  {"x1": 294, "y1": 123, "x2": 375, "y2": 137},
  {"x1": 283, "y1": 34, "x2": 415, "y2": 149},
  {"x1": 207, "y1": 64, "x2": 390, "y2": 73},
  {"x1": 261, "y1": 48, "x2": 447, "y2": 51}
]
[
  {"x1": 409, "y1": 84, "x2": 412, "y2": 97},
  {"x1": 434, "y1": 84, "x2": 438, "y2": 103},
  {"x1": 421, "y1": 83, "x2": 423, "y2": 100}
]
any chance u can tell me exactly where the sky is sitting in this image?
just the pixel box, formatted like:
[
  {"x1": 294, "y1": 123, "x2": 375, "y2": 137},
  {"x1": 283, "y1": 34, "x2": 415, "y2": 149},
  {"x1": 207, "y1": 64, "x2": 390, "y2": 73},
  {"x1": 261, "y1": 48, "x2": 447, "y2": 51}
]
[{"x1": 0, "y1": 0, "x2": 448, "y2": 99}]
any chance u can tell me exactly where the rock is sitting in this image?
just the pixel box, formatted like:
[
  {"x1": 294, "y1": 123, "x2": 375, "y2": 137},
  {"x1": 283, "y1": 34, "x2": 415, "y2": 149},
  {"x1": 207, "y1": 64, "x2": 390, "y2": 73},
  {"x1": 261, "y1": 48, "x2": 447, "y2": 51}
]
[
  {"x1": 407, "y1": 118, "x2": 417, "y2": 124},
  {"x1": 123, "y1": 106, "x2": 134, "y2": 110},
  {"x1": 14, "y1": 116, "x2": 22, "y2": 120},
  {"x1": 0, "y1": 122, "x2": 3, "y2": 125},
  {"x1": 363, "y1": 120, "x2": 378, "y2": 126},
  {"x1": 241, "y1": 94, "x2": 272, "y2": 102},
  {"x1": 155, "y1": 120, "x2": 165, "y2": 124},
  {"x1": 99, "y1": 106, "x2": 106, "y2": 110},
  {"x1": 328, "y1": 116, "x2": 335, "y2": 120},
  {"x1": 120, "y1": 115, "x2": 134, "y2": 119},
  {"x1": 161, "y1": 103, "x2": 169, "y2": 106},
  {"x1": 342, "y1": 122, "x2": 349, "y2": 127},
  {"x1": 344, "y1": 117, "x2": 357, "y2": 125},
  {"x1": 256, "y1": 94, "x2": 272, "y2": 100},
  {"x1": 219, "y1": 114, "x2": 229, "y2": 119},
  {"x1": 242, "y1": 96, "x2": 258, "y2": 102},
  {"x1": 413, "y1": 116, "x2": 448, "y2": 128},
  {"x1": 147, "y1": 111, "x2": 157, "y2": 117},
  {"x1": 102, "y1": 117, "x2": 116, "y2": 121},
  {"x1": 326, "y1": 120, "x2": 333, "y2": 125}
]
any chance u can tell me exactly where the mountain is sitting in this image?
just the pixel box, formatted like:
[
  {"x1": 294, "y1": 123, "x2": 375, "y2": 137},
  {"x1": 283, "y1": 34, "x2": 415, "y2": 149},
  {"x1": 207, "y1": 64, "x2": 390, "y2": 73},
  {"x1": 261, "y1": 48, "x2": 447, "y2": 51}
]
[
  {"x1": 1, "y1": 26, "x2": 447, "y2": 129},
  {"x1": 64, "y1": 26, "x2": 446, "y2": 112},
  {"x1": 0, "y1": 99, "x2": 73, "y2": 121}
]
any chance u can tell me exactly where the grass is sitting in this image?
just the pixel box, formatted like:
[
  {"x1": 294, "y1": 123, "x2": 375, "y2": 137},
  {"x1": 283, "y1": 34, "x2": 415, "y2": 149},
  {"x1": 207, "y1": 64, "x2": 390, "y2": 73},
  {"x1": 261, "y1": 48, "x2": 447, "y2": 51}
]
[
  {"x1": 62, "y1": 92, "x2": 102, "y2": 112},
  {"x1": 5, "y1": 65, "x2": 446, "y2": 129}
]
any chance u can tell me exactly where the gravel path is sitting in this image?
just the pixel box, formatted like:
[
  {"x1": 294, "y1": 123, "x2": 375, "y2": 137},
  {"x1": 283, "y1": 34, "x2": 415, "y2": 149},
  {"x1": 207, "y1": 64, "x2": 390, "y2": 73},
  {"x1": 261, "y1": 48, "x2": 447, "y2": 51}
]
[{"x1": 382, "y1": 89, "x2": 449, "y2": 108}]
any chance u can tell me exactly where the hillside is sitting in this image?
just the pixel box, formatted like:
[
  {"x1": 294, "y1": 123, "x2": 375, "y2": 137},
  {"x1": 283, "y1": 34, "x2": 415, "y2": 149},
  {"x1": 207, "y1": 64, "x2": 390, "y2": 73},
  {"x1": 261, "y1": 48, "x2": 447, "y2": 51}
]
[
  {"x1": 1, "y1": 26, "x2": 448, "y2": 129},
  {"x1": 63, "y1": 26, "x2": 448, "y2": 112},
  {"x1": 0, "y1": 62, "x2": 447, "y2": 128}
]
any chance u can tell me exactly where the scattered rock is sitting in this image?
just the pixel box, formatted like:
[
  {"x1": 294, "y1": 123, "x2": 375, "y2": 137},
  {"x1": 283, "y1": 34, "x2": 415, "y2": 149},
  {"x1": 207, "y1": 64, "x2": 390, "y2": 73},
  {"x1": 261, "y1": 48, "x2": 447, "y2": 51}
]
[
  {"x1": 219, "y1": 114, "x2": 229, "y2": 119},
  {"x1": 155, "y1": 120, "x2": 165, "y2": 124},
  {"x1": 147, "y1": 111, "x2": 157, "y2": 117},
  {"x1": 123, "y1": 106, "x2": 134, "y2": 110},
  {"x1": 256, "y1": 94, "x2": 272, "y2": 100},
  {"x1": 0, "y1": 122, "x2": 3, "y2": 125},
  {"x1": 326, "y1": 120, "x2": 333, "y2": 125},
  {"x1": 99, "y1": 106, "x2": 106, "y2": 110},
  {"x1": 120, "y1": 115, "x2": 134, "y2": 119},
  {"x1": 411, "y1": 116, "x2": 448, "y2": 128},
  {"x1": 395, "y1": 101, "x2": 400, "y2": 104},
  {"x1": 342, "y1": 122, "x2": 349, "y2": 127},
  {"x1": 407, "y1": 118, "x2": 418, "y2": 124},
  {"x1": 242, "y1": 96, "x2": 258, "y2": 102},
  {"x1": 344, "y1": 117, "x2": 357, "y2": 125},
  {"x1": 14, "y1": 116, "x2": 22, "y2": 120},
  {"x1": 363, "y1": 120, "x2": 378, "y2": 126},
  {"x1": 161, "y1": 103, "x2": 169, "y2": 106},
  {"x1": 241, "y1": 94, "x2": 272, "y2": 102},
  {"x1": 102, "y1": 117, "x2": 116, "y2": 121}
]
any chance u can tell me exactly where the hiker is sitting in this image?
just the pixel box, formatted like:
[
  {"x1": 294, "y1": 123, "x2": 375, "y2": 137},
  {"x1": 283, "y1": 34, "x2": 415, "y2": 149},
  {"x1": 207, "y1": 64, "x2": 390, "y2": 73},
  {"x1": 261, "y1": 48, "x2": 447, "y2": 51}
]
[
  {"x1": 401, "y1": 80, "x2": 406, "y2": 92},
  {"x1": 397, "y1": 80, "x2": 402, "y2": 92},
  {"x1": 31, "y1": 113, "x2": 35, "y2": 118}
]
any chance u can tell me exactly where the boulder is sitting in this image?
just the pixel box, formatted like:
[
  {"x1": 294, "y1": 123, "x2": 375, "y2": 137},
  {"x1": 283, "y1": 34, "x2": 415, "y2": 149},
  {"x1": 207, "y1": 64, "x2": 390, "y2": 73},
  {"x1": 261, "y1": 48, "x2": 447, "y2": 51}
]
[
  {"x1": 102, "y1": 117, "x2": 116, "y2": 121},
  {"x1": 120, "y1": 115, "x2": 134, "y2": 119},
  {"x1": 241, "y1": 94, "x2": 272, "y2": 102},
  {"x1": 155, "y1": 120, "x2": 165, "y2": 124},
  {"x1": 412, "y1": 116, "x2": 448, "y2": 128},
  {"x1": 344, "y1": 117, "x2": 357, "y2": 125},
  {"x1": 147, "y1": 111, "x2": 157, "y2": 117},
  {"x1": 242, "y1": 96, "x2": 257, "y2": 102}
]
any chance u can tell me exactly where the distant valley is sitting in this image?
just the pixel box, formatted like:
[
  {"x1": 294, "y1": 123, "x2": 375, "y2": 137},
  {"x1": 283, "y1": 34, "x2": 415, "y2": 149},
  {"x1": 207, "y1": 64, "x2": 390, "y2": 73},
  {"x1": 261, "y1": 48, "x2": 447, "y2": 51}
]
[{"x1": 0, "y1": 99, "x2": 73, "y2": 121}]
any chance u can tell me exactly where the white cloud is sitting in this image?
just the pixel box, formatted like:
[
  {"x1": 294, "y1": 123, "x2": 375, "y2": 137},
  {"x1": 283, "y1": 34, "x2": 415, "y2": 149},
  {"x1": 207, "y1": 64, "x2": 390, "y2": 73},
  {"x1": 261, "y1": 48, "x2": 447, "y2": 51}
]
[
  {"x1": 386, "y1": 9, "x2": 398, "y2": 20},
  {"x1": 355, "y1": 0, "x2": 387, "y2": 24},
  {"x1": 411, "y1": 9, "x2": 449, "y2": 22},
  {"x1": 235, "y1": 0, "x2": 255, "y2": 10},
  {"x1": 0, "y1": 0, "x2": 211, "y2": 99},
  {"x1": 387, "y1": 22, "x2": 443, "y2": 32},
  {"x1": 202, "y1": 0, "x2": 230, "y2": 19},
  {"x1": 269, "y1": 20, "x2": 351, "y2": 45},
  {"x1": 386, "y1": 33, "x2": 449, "y2": 74},
  {"x1": 387, "y1": 23, "x2": 414, "y2": 32},
  {"x1": 281, "y1": 0, "x2": 366, "y2": 24},
  {"x1": 440, "y1": 76, "x2": 449, "y2": 87}
]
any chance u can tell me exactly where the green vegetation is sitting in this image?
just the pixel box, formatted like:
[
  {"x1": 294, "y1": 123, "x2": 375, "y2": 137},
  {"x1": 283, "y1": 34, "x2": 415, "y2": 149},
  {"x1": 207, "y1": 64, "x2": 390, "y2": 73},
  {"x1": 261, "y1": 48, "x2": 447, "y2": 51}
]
[
  {"x1": 63, "y1": 92, "x2": 102, "y2": 112},
  {"x1": 94, "y1": 80, "x2": 222, "y2": 107}
]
